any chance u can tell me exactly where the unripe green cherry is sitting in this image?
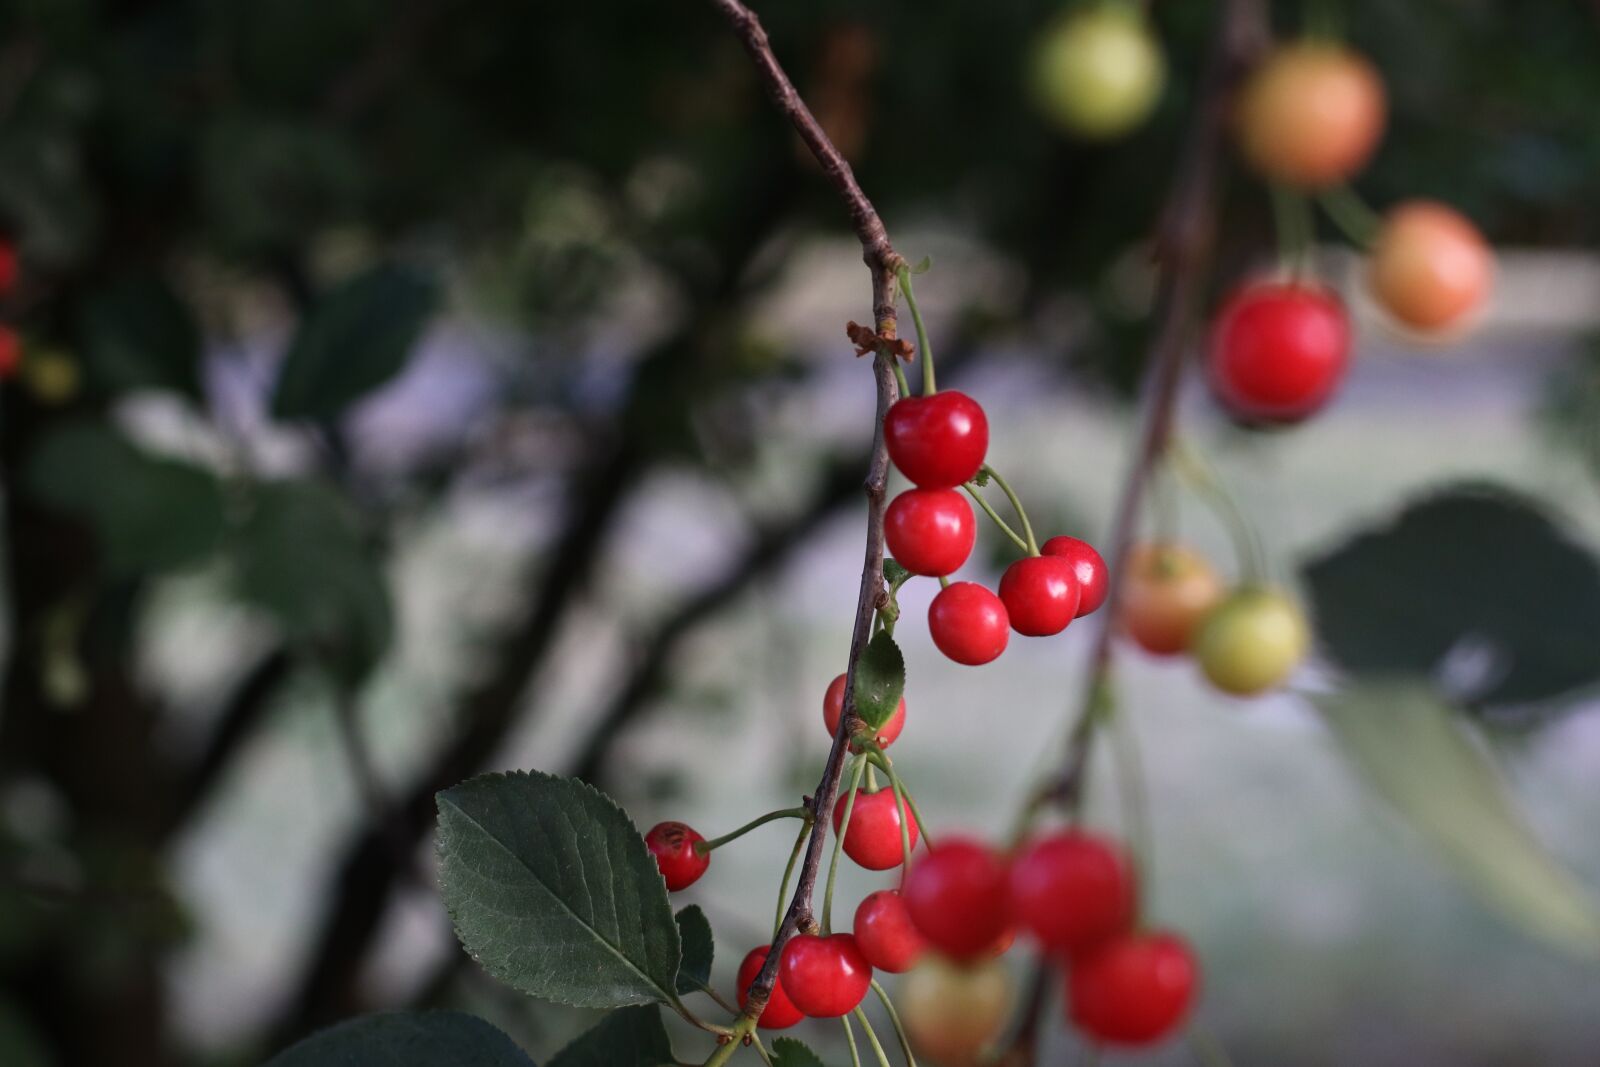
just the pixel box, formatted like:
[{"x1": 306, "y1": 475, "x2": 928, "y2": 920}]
[
  {"x1": 1031, "y1": 5, "x2": 1166, "y2": 140},
  {"x1": 1193, "y1": 587, "x2": 1309, "y2": 696}
]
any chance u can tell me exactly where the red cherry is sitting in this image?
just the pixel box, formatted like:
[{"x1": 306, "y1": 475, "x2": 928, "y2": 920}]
[
  {"x1": 998, "y1": 555, "x2": 1081, "y2": 637},
  {"x1": 902, "y1": 837, "x2": 1012, "y2": 961},
  {"x1": 644, "y1": 821, "x2": 709, "y2": 891},
  {"x1": 928, "y1": 582, "x2": 1009, "y2": 665},
  {"x1": 0, "y1": 240, "x2": 17, "y2": 297},
  {"x1": 823, "y1": 672, "x2": 907, "y2": 750},
  {"x1": 1068, "y1": 931, "x2": 1197, "y2": 1046},
  {"x1": 853, "y1": 890, "x2": 926, "y2": 973},
  {"x1": 1010, "y1": 831, "x2": 1136, "y2": 955},
  {"x1": 0, "y1": 326, "x2": 20, "y2": 381},
  {"x1": 1207, "y1": 282, "x2": 1350, "y2": 423},
  {"x1": 884, "y1": 390, "x2": 989, "y2": 488},
  {"x1": 780, "y1": 933, "x2": 873, "y2": 1018},
  {"x1": 885, "y1": 488, "x2": 975, "y2": 577},
  {"x1": 1040, "y1": 536, "x2": 1110, "y2": 617},
  {"x1": 832, "y1": 788, "x2": 921, "y2": 870},
  {"x1": 737, "y1": 945, "x2": 805, "y2": 1029}
]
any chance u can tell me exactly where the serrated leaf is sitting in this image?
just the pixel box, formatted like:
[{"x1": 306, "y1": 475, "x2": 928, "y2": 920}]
[
  {"x1": 852, "y1": 631, "x2": 905, "y2": 732},
  {"x1": 771, "y1": 1037, "x2": 829, "y2": 1067},
  {"x1": 1302, "y1": 483, "x2": 1600, "y2": 708},
  {"x1": 26, "y1": 421, "x2": 226, "y2": 577},
  {"x1": 272, "y1": 264, "x2": 436, "y2": 421},
  {"x1": 78, "y1": 273, "x2": 202, "y2": 399},
  {"x1": 674, "y1": 905, "x2": 713, "y2": 996},
  {"x1": 436, "y1": 771, "x2": 682, "y2": 1009},
  {"x1": 1314, "y1": 682, "x2": 1600, "y2": 954},
  {"x1": 264, "y1": 1011, "x2": 535, "y2": 1067},
  {"x1": 548, "y1": 1006, "x2": 674, "y2": 1067}
]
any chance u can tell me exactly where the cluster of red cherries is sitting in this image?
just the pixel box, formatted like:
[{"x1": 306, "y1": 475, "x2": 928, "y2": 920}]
[{"x1": 881, "y1": 389, "x2": 1108, "y2": 664}]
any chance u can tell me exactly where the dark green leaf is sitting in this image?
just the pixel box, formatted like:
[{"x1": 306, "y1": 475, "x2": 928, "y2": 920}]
[
  {"x1": 265, "y1": 1011, "x2": 534, "y2": 1067},
  {"x1": 852, "y1": 631, "x2": 905, "y2": 732},
  {"x1": 771, "y1": 1037, "x2": 829, "y2": 1067},
  {"x1": 548, "y1": 1006, "x2": 674, "y2": 1067},
  {"x1": 1302, "y1": 483, "x2": 1600, "y2": 707},
  {"x1": 970, "y1": 468, "x2": 991, "y2": 487},
  {"x1": 78, "y1": 273, "x2": 202, "y2": 398},
  {"x1": 272, "y1": 264, "x2": 436, "y2": 421},
  {"x1": 436, "y1": 771, "x2": 682, "y2": 1008},
  {"x1": 1314, "y1": 682, "x2": 1600, "y2": 954},
  {"x1": 881, "y1": 559, "x2": 911, "y2": 588},
  {"x1": 26, "y1": 421, "x2": 226, "y2": 577},
  {"x1": 674, "y1": 905, "x2": 713, "y2": 996}
]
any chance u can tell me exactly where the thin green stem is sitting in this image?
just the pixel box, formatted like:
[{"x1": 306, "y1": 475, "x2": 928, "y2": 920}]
[
  {"x1": 891, "y1": 358, "x2": 911, "y2": 401},
  {"x1": 1170, "y1": 441, "x2": 1267, "y2": 584},
  {"x1": 672, "y1": 995, "x2": 733, "y2": 1035},
  {"x1": 898, "y1": 265, "x2": 936, "y2": 396},
  {"x1": 823, "y1": 756, "x2": 869, "y2": 933},
  {"x1": 889, "y1": 764, "x2": 914, "y2": 869},
  {"x1": 702, "y1": 1017, "x2": 756, "y2": 1067},
  {"x1": 937, "y1": 575, "x2": 950, "y2": 589},
  {"x1": 698, "y1": 808, "x2": 810, "y2": 854},
  {"x1": 870, "y1": 979, "x2": 919, "y2": 1067},
  {"x1": 773, "y1": 819, "x2": 810, "y2": 941},
  {"x1": 963, "y1": 483, "x2": 1029, "y2": 553},
  {"x1": 842, "y1": 1015, "x2": 863, "y2": 1067},
  {"x1": 853, "y1": 1007, "x2": 895, "y2": 1067},
  {"x1": 982, "y1": 464, "x2": 1039, "y2": 555},
  {"x1": 868, "y1": 753, "x2": 934, "y2": 850},
  {"x1": 1319, "y1": 184, "x2": 1382, "y2": 249},
  {"x1": 1188, "y1": 1022, "x2": 1239, "y2": 1067},
  {"x1": 751, "y1": 1033, "x2": 776, "y2": 1067},
  {"x1": 1269, "y1": 183, "x2": 1315, "y2": 280}
]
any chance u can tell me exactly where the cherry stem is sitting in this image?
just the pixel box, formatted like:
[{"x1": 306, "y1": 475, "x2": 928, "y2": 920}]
[
  {"x1": 1269, "y1": 183, "x2": 1315, "y2": 281},
  {"x1": 937, "y1": 574, "x2": 950, "y2": 589},
  {"x1": 842, "y1": 1014, "x2": 863, "y2": 1067},
  {"x1": 981, "y1": 463, "x2": 1040, "y2": 556},
  {"x1": 750, "y1": 1033, "x2": 777, "y2": 1067},
  {"x1": 865, "y1": 749, "x2": 933, "y2": 849},
  {"x1": 772, "y1": 820, "x2": 810, "y2": 942},
  {"x1": 870, "y1": 979, "x2": 920, "y2": 1067},
  {"x1": 852, "y1": 1006, "x2": 895, "y2": 1067},
  {"x1": 898, "y1": 265, "x2": 937, "y2": 396},
  {"x1": 963, "y1": 482, "x2": 1030, "y2": 554},
  {"x1": 1169, "y1": 441, "x2": 1267, "y2": 584},
  {"x1": 822, "y1": 755, "x2": 869, "y2": 933},
  {"x1": 702, "y1": 1017, "x2": 756, "y2": 1067},
  {"x1": 890, "y1": 358, "x2": 911, "y2": 401},
  {"x1": 1319, "y1": 183, "x2": 1382, "y2": 249},
  {"x1": 890, "y1": 765, "x2": 914, "y2": 871},
  {"x1": 696, "y1": 807, "x2": 810, "y2": 855}
]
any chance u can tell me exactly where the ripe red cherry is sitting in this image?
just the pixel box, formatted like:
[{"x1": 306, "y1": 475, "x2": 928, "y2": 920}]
[
  {"x1": 1068, "y1": 931, "x2": 1197, "y2": 1046},
  {"x1": 884, "y1": 391, "x2": 989, "y2": 488},
  {"x1": 1207, "y1": 282, "x2": 1350, "y2": 424},
  {"x1": 737, "y1": 945, "x2": 805, "y2": 1029},
  {"x1": 644, "y1": 821, "x2": 709, "y2": 891},
  {"x1": 780, "y1": 933, "x2": 873, "y2": 1018},
  {"x1": 833, "y1": 787, "x2": 921, "y2": 870},
  {"x1": 853, "y1": 890, "x2": 926, "y2": 973},
  {"x1": 885, "y1": 488, "x2": 975, "y2": 577},
  {"x1": 928, "y1": 582, "x2": 1009, "y2": 665},
  {"x1": 998, "y1": 555, "x2": 1081, "y2": 637},
  {"x1": 1040, "y1": 536, "x2": 1110, "y2": 617},
  {"x1": 823, "y1": 672, "x2": 907, "y2": 750},
  {"x1": 902, "y1": 837, "x2": 1012, "y2": 961},
  {"x1": 0, "y1": 239, "x2": 17, "y2": 297},
  {"x1": 1010, "y1": 831, "x2": 1136, "y2": 955},
  {"x1": 0, "y1": 326, "x2": 20, "y2": 381}
]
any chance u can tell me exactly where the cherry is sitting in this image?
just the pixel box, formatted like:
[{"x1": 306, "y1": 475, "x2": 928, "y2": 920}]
[
  {"x1": 853, "y1": 889, "x2": 926, "y2": 973},
  {"x1": 1010, "y1": 831, "x2": 1136, "y2": 956},
  {"x1": 737, "y1": 945, "x2": 805, "y2": 1030},
  {"x1": 0, "y1": 327, "x2": 19, "y2": 380},
  {"x1": 1041, "y1": 536, "x2": 1110, "y2": 617},
  {"x1": 928, "y1": 582, "x2": 1010, "y2": 666},
  {"x1": 900, "y1": 956, "x2": 1012, "y2": 1066},
  {"x1": 779, "y1": 933, "x2": 873, "y2": 1018},
  {"x1": 1368, "y1": 200, "x2": 1493, "y2": 335},
  {"x1": 1207, "y1": 282, "x2": 1350, "y2": 424},
  {"x1": 1068, "y1": 931, "x2": 1197, "y2": 1046},
  {"x1": 1121, "y1": 543, "x2": 1222, "y2": 656},
  {"x1": 884, "y1": 391, "x2": 989, "y2": 488},
  {"x1": 902, "y1": 837, "x2": 1011, "y2": 961},
  {"x1": 1235, "y1": 42, "x2": 1386, "y2": 188},
  {"x1": 1193, "y1": 586, "x2": 1309, "y2": 696},
  {"x1": 885, "y1": 488, "x2": 976, "y2": 577},
  {"x1": 644, "y1": 821, "x2": 709, "y2": 891},
  {"x1": 999, "y1": 555, "x2": 1081, "y2": 637},
  {"x1": 1031, "y1": 5, "x2": 1165, "y2": 140},
  {"x1": 833, "y1": 787, "x2": 921, "y2": 870},
  {"x1": 823, "y1": 672, "x2": 907, "y2": 750}
]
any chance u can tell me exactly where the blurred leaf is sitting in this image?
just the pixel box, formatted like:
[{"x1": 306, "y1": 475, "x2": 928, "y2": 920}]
[
  {"x1": 435, "y1": 771, "x2": 681, "y2": 1008},
  {"x1": 770, "y1": 1037, "x2": 828, "y2": 1067},
  {"x1": 78, "y1": 273, "x2": 202, "y2": 399},
  {"x1": 674, "y1": 905, "x2": 713, "y2": 996},
  {"x1": 1314, "y1": 682, "x2": 1600, "y2": 955},
  {"x1": 272, "y1": 264, "x2": 436, "y2": 421},
  {"x1": 852, "y1": 631, "x2": 905, "y2": 732},
  {"x1": 548, "y1": 1006, "x2": 674, "y2": 1067},
  {"x1": 1302, "y1": 483, "x2": 1600, "y2": 708},
  {"x1": 200, "y1": 114, "x2": 364, "y2": 257},
  {"x1": 1538, "y1": 335, "x2": 1600, "y2": 482},
  {"x1": 26, "y1": 421, "x2": 225, "y2": 577},
  {"x1": 264, "y1": 1011, "x2": 534, "y2": 1067}
]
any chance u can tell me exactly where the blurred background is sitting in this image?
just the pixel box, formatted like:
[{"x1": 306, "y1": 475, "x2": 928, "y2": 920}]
[{"x1": 2, "y1": 1, "x2": 1600, "y2": 1065}]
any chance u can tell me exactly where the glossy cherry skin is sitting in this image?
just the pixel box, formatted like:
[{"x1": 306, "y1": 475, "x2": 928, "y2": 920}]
[
  {"x1": 1369, "y1": 200, "x2": 1493, "y2": 334},
  {"x1": 1068, "y1": 931, "x2": 1198, "y2": 1046},
  {"x1": 902, "y1": 837, "x2": 1012, "y2": 961},
  {"x1": 1121, "y1": 543, "x2": 1222, "y2": 656},
  {"x1": 1010, "y1": 831, "x2": 1136, "y2": 956},
  {"x1": 853, "y1": 890, "x2": 927, "y2": 973},
  {"x1": 928, "y1": 582, "x2": 1010, "y2": 665},
  {"x1": 1040, "y1": 536, "x2": 1110, "y2": 617},
  {"x1": 885, "y1": 488, "x2": 976, "y2": 577},
  {"x1": 645, "y1": 821, "x2": 709, "y2": 891},
  {"x1": 737, "y1": 945, "x2": 805, "y2": 1029},
  {"x1": 884, "y1": 391, "x2": 989, "y2": 488},
  {"x1": 1207, "y1": 282, "x2": 1350, "y2": 424},
  {"x1": 999, "y1": 555, "x2": 1081, "y2": 637},
  {"x1": 780, "y1": 933, "x2": 873, "y2": 1018},
  {"x1": 823, "y1": 672, "x2": 907, "y2": 750},
  {"x1": 833, "y1": 788, "x2": 921, "y2": 870}
]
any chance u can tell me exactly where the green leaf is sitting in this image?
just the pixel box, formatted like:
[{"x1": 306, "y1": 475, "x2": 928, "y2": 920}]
[
  {"x1": 271, "y1": 264, "x2": 436, "y2": 421},
  {"x1": 436, "y1": 771, "x2": 682, "y2": 1008},
  {"x1": 970, "y1": 468, "x2": 991, "y2": 487},
  {"x1": 674, "y1": 905, "x2": 713, "y2": 996},
  {"x1": 26, "y1": 421, "x2": 226, "y2": 577},
  {"x1": 1302, "y1": 483, "x2": 1600, "y2": 708},
  {"x1": 881, "y1": 559, "x2": 911, "y2": 588},
  {"x1": 78, "y1": 273, "x2": 202, "y2": 399},
  {"x1": 1314, "y1": 682, "x2": 1600, "y2": 955},
  {"x1": 264, "y1": 1011, "x2": 534, "y2": 1067},
  {"x1": 852, "y1": 631, "x2": 905, "y2": 732},
  {"x1": 908, "y1": 255, "x2": 932, "y2": 275},
  {"x1": 770, "y1": 1037, "x2": 829, "y2": 1067},
  {"x1": 548, "y1": 1006, "x2": 674, "y2": 1067},
  {"x1": 232, "y1": 480, "x2": 391, "y2": 677}
]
